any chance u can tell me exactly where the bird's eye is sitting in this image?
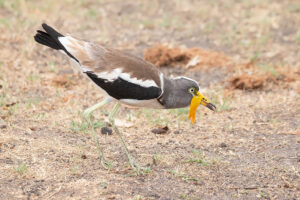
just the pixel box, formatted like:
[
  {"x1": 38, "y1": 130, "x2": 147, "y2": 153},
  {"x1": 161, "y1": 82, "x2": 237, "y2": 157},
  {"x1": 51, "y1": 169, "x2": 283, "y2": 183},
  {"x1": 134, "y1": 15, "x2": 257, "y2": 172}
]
[{"x1": 188, "y1": 88, "x2": 195, "y2": 94}]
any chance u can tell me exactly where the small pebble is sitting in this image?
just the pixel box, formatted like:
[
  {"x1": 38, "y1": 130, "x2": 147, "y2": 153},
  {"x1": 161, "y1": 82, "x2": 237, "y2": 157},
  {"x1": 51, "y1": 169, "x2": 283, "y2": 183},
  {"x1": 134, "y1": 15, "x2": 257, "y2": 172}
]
[
  {"x1": 173, "y1": 130, "x2": 180, "y2": 134},
  {"x1": 0, "y1": 125, "x2": 7, "y2": 129},
  {"x1": 101, "y1": 127, "x2": 112, "y2": 135},
  {"x1": 220, "y1": 142, "x2": 227, "y2": 148}
]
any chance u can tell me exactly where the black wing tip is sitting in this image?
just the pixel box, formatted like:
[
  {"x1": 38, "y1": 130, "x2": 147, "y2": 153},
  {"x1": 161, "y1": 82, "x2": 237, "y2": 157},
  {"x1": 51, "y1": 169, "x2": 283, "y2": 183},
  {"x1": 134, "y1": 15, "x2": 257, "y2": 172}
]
[
  {"x1": 37, "y1": 23, "x2": 64, "y2": 38},
  {"x1": 41, "y1": 23, "x2": 52, "y2": 32},
  {"x1": 34, "y1": 23, "x2": 79, "y2": 62},
  {"x1": 33, "y1": 25, "x2": 62, "y2": 50},
  {"x1": 42, "y1": 23, "x2": 48, "y2": 28}
]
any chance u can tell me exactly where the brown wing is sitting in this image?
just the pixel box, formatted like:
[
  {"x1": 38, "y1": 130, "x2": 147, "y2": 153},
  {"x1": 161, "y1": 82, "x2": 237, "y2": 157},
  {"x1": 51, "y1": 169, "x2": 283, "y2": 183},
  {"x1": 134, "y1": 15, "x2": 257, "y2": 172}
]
[{"x1": 59, "y1": 36, "x2": 162, "y2": 87}]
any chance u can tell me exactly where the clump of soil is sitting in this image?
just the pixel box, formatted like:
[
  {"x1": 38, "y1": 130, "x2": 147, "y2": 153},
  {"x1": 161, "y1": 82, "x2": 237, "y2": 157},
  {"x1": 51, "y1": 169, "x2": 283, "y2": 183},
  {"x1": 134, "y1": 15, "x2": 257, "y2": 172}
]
[
  {"x1": 144, "y1": 45, "x2": 189, "y2": 67},
  {"x1": 229, "y1": 74, "x2": 266, "y2": 90},
  {"x1": 144, "y1": 45, "x2": 298, "y2": 91},
  {"x1": 51, "y1": 74, "x2": 75, "y2": 88},
  {"x1": 229, "y1": 68, "x2": 299, "y2": 90},
  {"x1": 276, "y1": 69, "x2": 299, "y2": 82},
  {"x1": 186, "y1": 48, "x2": 232, "y2": 68},
  {"x1": 144, "y1": 45, "x2": 231, "y2": 69}
]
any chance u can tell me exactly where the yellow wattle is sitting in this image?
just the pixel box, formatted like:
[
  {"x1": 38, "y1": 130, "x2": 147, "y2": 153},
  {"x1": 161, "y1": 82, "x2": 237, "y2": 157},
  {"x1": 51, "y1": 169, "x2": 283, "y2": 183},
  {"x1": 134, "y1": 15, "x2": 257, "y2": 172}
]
[{"x1": 188, "y1": 96, "x2": 202, "y2": 124}]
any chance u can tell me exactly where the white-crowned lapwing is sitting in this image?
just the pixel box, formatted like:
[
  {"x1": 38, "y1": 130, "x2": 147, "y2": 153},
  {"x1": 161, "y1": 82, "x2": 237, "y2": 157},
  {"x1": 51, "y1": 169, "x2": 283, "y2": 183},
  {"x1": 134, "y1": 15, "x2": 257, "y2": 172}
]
[{"x1": 34, "y1": 23, "x2": 216, "y2": 172}]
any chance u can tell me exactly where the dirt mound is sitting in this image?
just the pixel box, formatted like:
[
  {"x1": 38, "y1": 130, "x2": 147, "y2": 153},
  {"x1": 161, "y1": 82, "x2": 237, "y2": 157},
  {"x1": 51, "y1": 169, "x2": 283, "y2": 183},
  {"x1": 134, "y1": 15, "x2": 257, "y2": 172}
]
[
  {"x1": 229, "y1": 74, "x2": 266, "y2": 90},
  {"x1": 51, "y1": 75, "x2": 75, "y2": 88},
  {"x1": 144, "y1": 45, "x2": 189, "y2": 67},
  {"x1": 144, "y1": 45, "x2": 231, "y2": 69},
  {"x1": 276, "y1": 69, "x2": 299, "y2": 82},
  {"x1": 229, "y1": 67, "x2": 299, "y2": 90},
  {"x1": 144, "y1": 45, "x2": 298, "y2": 91},
  {"x1": 186, "y1": 48, "x2": 232, "y2": 68}
]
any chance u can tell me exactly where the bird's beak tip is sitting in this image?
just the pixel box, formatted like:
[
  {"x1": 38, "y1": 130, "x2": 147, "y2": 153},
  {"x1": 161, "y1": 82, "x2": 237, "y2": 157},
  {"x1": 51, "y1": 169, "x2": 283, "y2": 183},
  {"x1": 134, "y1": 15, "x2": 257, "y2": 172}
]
[{"x1": 206, "y1": 102, "x2": 216, "y2": 111}]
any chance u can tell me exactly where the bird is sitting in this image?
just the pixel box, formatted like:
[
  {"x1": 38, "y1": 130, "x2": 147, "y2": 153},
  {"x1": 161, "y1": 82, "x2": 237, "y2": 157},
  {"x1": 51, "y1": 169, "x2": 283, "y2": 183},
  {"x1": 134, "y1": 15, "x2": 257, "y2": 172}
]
[{"x1": 34, "y1": 23, "x2": 216, "y2": 172}]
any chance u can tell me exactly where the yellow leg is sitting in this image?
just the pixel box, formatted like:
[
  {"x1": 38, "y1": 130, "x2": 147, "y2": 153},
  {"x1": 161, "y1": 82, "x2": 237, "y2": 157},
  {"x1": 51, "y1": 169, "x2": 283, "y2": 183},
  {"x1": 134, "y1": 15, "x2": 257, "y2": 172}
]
[
  {"x1": 109, "y1": 103, "x2": 145, "y2": 174},
  {"x1": 83, "y1": 98, "x2": 112, "y2": 119},
  {"x1": 83, "y1": 98, "x2": 112, "y2": 169}
]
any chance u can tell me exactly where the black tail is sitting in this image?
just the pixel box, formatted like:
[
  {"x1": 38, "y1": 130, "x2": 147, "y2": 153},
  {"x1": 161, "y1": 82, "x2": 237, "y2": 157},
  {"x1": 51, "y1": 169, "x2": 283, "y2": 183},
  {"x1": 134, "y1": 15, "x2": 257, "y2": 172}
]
[
  {"x1": 34, "y1": 23, "x2": 64, "y2": 50},
  {"x1": 34, "y1": 23, "x2": 79, "y2": 62}
]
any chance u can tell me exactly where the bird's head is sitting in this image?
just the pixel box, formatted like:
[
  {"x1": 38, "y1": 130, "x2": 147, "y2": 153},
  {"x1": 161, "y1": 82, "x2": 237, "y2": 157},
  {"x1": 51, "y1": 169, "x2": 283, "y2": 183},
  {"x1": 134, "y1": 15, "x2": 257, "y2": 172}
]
[{"x1": 172, "y1": 77, "x2": 216, "y2": 123}]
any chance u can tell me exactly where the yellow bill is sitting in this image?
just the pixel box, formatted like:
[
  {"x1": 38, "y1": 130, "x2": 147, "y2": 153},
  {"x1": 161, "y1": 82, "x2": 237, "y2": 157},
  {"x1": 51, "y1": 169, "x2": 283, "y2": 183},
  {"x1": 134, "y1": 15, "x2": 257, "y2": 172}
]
[{"x1": 188, "y1": 91, "x2": 216, "y2": 124}]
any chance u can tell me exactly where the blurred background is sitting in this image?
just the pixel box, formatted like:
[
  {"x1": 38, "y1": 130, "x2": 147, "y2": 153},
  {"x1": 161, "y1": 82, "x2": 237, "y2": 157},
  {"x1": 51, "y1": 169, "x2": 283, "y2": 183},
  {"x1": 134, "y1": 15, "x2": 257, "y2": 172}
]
[{"x1": 0, "y1": 0, "x2": 299, "y2": 199}]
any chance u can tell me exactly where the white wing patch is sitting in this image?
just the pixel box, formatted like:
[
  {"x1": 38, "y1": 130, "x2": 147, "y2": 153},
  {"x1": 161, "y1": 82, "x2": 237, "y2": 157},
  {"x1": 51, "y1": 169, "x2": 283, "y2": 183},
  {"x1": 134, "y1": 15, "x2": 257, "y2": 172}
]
[
  {"x1": 95, "y1": 68, "x2": 158, "y2": 88},
  {"x1": 119, "y1": 73, "x2": 157, "y2": 88},
  {"x1": 96, "y1": 68, "x2": 122, "y2": 82},
  {"x1": 157, "y1": 73, "x2": 164, "y2": 98}
]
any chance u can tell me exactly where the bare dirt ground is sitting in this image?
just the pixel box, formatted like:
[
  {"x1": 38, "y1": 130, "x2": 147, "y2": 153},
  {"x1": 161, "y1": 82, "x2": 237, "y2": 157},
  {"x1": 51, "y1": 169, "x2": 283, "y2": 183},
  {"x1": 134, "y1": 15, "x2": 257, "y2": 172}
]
[{"x1": 0, "y1": 0, "x2": 299, "y2": 199}]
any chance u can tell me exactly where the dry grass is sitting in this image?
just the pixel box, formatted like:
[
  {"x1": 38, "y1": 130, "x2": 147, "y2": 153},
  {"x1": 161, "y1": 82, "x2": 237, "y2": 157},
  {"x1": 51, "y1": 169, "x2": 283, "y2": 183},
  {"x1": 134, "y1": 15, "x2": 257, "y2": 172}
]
[{"x1": 1, "y1": 0, "x2": 300, "y2": 199}]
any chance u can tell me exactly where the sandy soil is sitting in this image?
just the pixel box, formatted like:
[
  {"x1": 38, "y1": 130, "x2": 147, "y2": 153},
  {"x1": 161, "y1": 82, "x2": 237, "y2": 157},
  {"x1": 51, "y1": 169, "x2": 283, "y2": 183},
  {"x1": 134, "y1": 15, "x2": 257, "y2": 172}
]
[{"x1": 0, "y1": 0, "x2": 299, "y2": 199}]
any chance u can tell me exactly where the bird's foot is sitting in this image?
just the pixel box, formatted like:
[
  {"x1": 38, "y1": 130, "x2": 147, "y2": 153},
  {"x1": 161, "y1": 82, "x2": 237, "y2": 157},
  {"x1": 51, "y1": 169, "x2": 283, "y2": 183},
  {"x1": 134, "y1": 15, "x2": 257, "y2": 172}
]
[
  {"x1": 128, "y1": 157, "x2": 150, "y2": 175},
  {"x1": 83, "y1": 109, "x2": 92, "y2": 121},
  {"x1": 101, "y1": 157, "x2": 113, "y2": 170}
]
